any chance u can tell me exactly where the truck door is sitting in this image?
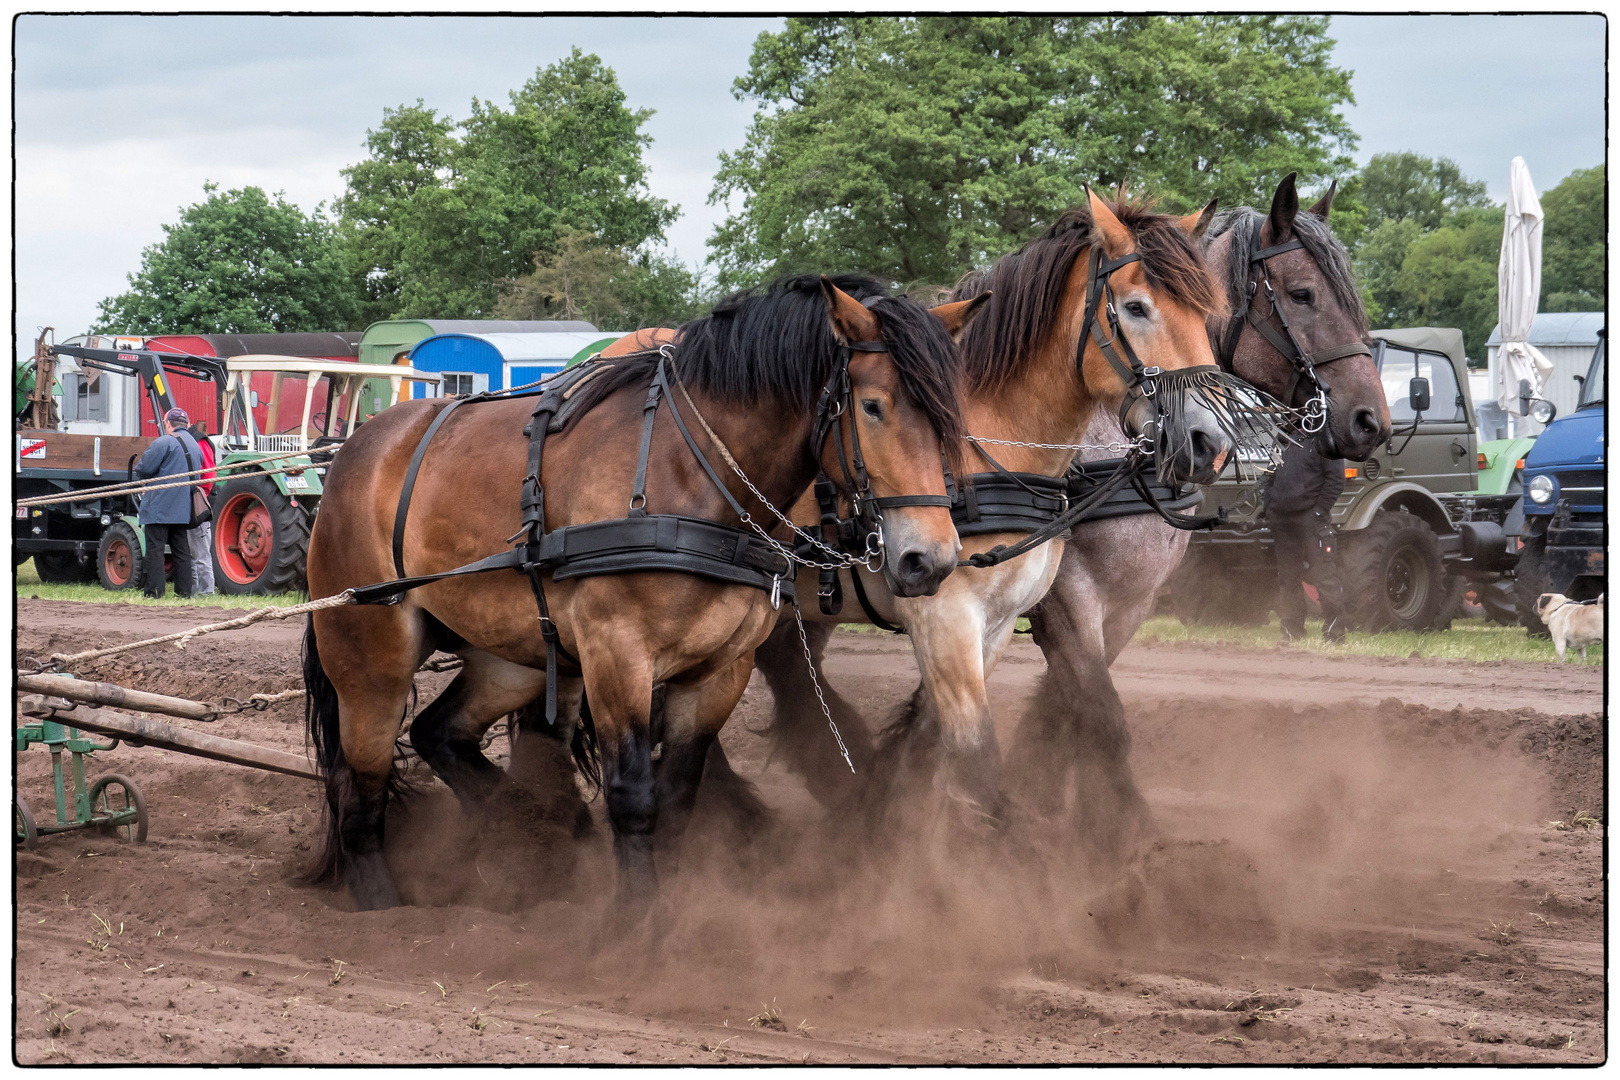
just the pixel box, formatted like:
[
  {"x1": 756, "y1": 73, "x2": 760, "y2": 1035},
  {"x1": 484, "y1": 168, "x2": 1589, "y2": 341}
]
[{"x1": 1376, "y1": 342, "x2": 1475, "y2": 494}]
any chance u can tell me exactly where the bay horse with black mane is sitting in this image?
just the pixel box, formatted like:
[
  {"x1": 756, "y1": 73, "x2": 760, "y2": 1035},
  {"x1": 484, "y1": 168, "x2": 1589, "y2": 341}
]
[{"x1": 301, "y1": 274, "x2": 981, "y2": 913}]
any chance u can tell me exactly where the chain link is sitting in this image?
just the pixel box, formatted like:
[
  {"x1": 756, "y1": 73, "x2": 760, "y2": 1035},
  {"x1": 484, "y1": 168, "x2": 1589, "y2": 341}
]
[{"x1": 793, "y1": 603, "x2": 855, "y2": 774}]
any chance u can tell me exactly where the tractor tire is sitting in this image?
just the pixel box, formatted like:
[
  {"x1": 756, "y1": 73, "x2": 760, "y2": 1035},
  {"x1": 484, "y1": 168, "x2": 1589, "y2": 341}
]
[
  {"x1": 96, "y1": 521, "x2": 145, "y2": 592},
  {"x1": 211, "y1": 472, "x2": 309, "y2": 595},
  {"x1": 1514, "y1": 532, "x2": 1552, "y2": 638},
  {"x1": 1340, "y1": 511, "x2": 1446, "y2": 632},
  {"x1": 1433, "y1": 573, "x2": 1470, "y2": 631},
  {"x1": 34, "y1": 551, "x2": 95, "y2": 584},
  {"x1": 1171, "y1": 546, "x2": 1276, "y2": 627}
]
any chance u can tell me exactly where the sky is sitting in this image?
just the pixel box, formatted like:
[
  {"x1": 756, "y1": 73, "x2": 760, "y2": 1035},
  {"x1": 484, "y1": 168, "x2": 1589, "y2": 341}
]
[{"x1": 13, "y1": 13, "x2": 1608, "y2": 354}]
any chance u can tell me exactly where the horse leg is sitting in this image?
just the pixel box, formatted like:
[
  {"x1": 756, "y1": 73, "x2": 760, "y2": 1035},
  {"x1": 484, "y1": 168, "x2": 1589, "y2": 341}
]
[
  {"x1": 305, "y1": 607, "x2": 425, "y2": 911},
  {"x1": 656, "y1": 656, "x2": 755, "y2": 875},
  {"x1": 509, "y1": 678, "x2": 595, "y2": 837},
  {"x1": 752, "y1": 613, "x2": 875, "y2": 806},
  {"x1": 408, "y1": 649, "x2": 545, "y2": 812},
  {"x1": 579, "y1": 646, "x2": 660, "y2": 917},
  {"x1": 904, "y1": 599, "x2": 1007, "y2": 831}
]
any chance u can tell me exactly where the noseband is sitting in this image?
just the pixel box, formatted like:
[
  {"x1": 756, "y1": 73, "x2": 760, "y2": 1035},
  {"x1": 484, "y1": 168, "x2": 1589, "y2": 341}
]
[{"x1": 1218, "y1": 218, "x2": 1372, "y2": 437}]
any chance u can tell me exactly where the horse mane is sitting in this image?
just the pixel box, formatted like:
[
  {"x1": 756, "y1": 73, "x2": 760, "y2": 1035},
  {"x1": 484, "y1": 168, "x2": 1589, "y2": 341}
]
[
  {"x1": 1206, "y1": 206, "x2": 1367, "y2": 336},
  {"x1": 948, "y1": 196, "x2": 1224, "y2": 393},
  {"x1": 563, "y1": 274, "x2": 966, "y2": 462}
]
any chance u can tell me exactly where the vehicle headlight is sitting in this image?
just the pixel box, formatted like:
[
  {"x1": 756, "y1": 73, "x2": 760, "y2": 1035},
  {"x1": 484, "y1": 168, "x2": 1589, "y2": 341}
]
[
  {"x1": 1529, "y1": 398, "x2": 1557, "y2": 424},
  {"x1": 1528, "y1": 473, "x2": 1557, "y2": 505}
]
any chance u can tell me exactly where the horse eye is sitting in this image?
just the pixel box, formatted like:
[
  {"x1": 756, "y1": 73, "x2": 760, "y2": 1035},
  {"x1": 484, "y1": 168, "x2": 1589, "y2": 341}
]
[
  {"x1": 1290, "y1": 289, "x2": 1313, "y2": 305},
  {"x1": 1124, "y1": 301, "x2": 1148, "y2": 319},
  {"x1": 861, "y1": 399, "x2": 885, "y2": 420}
]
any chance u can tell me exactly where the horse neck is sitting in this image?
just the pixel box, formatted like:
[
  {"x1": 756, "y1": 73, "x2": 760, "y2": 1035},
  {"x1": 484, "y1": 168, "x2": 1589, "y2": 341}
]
[
  {"x1": 964, "y1": 255, "x2": 1102, "y2": 476},
  {"x1": 680, "y1": 385, "x2": 820, "y2": 515},
  {"x1": 1203, "y1": 229, "x2": 1240, "y2": 358}
]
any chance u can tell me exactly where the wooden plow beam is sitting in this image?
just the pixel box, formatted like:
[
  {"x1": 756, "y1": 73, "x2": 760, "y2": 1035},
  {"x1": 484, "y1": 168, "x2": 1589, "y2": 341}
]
[
  {"x1": 17, "y1": 696, "x2": 320, "y2": 781},
  {"x1": 18, "y1": 672, "x2": 219, "y2": 722}
]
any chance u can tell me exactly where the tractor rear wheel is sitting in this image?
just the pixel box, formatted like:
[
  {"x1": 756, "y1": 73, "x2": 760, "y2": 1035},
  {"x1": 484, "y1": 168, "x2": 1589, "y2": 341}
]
[
  {"x1": 1340, "y1": 512, "x2": 1446, "y2": 631},
  {"x1": 212, "y1": 473, "x2": 309, "y2": 594},
  {"x1": 96, "y1": 521, "x2": 145, "y2": 591},
  {"x1": 34, "y1": 551, "x2": 95, "y2": 584},
  {"x1": 1514, "y1": 532, "x2": 1553, "y2": 638}
]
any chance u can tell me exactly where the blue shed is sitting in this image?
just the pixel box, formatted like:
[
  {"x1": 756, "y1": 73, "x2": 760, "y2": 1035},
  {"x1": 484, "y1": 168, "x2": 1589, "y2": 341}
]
[{"x1": 408, "y1": 331, "x2": 625, "y2": 398}]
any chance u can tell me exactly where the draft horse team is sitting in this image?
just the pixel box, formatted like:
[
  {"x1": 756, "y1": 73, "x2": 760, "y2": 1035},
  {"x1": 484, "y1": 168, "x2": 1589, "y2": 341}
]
[{"x1": 302, "y1": 182, "x2": 1393, "y2": 915}]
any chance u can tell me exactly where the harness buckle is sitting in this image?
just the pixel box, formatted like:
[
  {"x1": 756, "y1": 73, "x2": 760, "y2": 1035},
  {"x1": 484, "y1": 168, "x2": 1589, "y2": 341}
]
[
  {"x1": 1140, "y1": 365, "x2": 1163, "y2": 397},
  {"x1": 770, "y1": 575, "x2": 783, "y2": 611},
  {"x1": 628, "y1": 492, "x2": 646, "y2": 512}
]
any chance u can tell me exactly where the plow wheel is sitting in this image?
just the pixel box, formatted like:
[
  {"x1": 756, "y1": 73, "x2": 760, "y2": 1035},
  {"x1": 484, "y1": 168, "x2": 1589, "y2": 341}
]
[
  {"x1": 89, "y1": 774, "x2": 148, "y2": 842},
  {"x1": 16, "y1": 796, "x2": 37, "y2": 851},
  {"x1": 212, "y1": 473, "x2": 309, "y2": 595}
]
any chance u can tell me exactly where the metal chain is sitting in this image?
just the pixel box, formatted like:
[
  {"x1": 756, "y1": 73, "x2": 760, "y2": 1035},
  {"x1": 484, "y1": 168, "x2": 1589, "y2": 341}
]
[
  {"x1": 665, "y1": 353, "x2": 877, "y2": 573},
  {"x1": 793, "y1": 603, "x2": 855, "y2": 774}
]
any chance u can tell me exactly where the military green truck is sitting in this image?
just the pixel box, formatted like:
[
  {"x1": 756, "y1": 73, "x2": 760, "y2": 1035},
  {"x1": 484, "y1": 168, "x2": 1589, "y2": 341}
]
[{"x1": 1173, "y1": 327, "x2": 1538, "y2": 631}]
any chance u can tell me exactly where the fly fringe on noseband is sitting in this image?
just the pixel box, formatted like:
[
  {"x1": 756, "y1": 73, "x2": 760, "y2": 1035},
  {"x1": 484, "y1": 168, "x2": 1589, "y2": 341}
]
[{"x1": 1139, "y1": 366, "x2": 1297, "y2": 483}]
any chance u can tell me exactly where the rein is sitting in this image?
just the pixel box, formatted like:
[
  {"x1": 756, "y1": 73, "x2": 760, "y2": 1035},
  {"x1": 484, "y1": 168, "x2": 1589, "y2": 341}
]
[{"x1": 1218, "y1": 218, "x2": 1373, "y2": 440}]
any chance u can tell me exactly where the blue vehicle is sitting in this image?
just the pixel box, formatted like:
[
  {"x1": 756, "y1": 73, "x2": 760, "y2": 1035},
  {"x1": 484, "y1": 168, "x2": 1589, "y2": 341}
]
[{"x1": 1516, "y1": 329, "x2": 1605, "y2": 634}]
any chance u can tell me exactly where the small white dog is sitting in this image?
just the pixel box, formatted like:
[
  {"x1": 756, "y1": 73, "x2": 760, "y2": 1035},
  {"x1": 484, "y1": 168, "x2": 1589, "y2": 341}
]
[{"x1": 1536, "y1": 593, "x2": 1604, "y2": 662}]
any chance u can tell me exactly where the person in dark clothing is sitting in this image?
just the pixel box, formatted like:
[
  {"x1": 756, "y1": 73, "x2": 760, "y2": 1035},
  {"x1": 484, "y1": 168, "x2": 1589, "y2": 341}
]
[
  {"x1": 1264, "y1": 439, "x2": 1348, "y2": 643},
  {"x1": 133, "y1": 407, "x2": 204, "y2": 599}
]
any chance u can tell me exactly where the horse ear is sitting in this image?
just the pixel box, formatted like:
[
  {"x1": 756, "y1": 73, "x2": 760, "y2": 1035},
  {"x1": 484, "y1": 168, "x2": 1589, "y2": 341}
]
[
  {"x1": 1265, "y1": 173, "x2": 1300, "y2": 244},
  {"x1": 928, "y1": 292, "x2": 992, "y2": 343},
  {"x1": 820, "y1": 276, "x2": 883, "y2": 345},
  {"x1": 1087, "y1": 186, "x2": 1133, "y2": 259},
  {"x1": 1307, "y1": 180, "x2": 1337, "y2": 219},
  {"x1": 1178, "y1": 198, "x2": 1219, "y2": 239}
]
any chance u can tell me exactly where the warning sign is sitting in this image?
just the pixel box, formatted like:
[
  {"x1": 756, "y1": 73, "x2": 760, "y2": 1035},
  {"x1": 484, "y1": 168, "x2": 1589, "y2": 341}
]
[{"x1": 19, "y1": 439, "x2": 47, "y2": 460}]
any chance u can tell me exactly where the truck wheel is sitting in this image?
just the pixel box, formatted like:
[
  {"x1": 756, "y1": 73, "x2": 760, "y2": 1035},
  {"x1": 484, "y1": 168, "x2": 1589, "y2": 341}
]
[
  {"x1": 96, "y1": 521, "x2": 145, "y2": 591},
  {"x1": 1171, "y1": 547, "x2": 1275, "y2": 626},
  {"x1": 1340, "y1": 511, "x2": 1445, "y2": 632},
  {"x1": 1433, "y1": 573, "x2": 1469, "y2": 631},
  {"x1": 211, "y1": 473, "x2": 308, "y2": 594},
  {"x1": 34, "y1": 551, "x2": 95, "y2": 584},
  {"x1": 1514, "y1": 533, "x2": 1552, "y2": 638}
]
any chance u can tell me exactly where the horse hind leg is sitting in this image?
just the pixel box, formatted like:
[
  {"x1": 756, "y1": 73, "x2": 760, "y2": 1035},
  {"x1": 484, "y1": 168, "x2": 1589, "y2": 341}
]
[
  {"x1": 304, "y1": 612, "x2": 418, "y2": 911},
  {"x1": 409, "y1": 649, "x2": 546, "y2": 812}
]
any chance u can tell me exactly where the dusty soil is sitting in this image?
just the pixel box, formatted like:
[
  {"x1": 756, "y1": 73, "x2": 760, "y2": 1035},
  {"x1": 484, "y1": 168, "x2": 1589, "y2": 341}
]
[{"x1": 13, "y1": 599, "x2": 1605, "y2": 1064}]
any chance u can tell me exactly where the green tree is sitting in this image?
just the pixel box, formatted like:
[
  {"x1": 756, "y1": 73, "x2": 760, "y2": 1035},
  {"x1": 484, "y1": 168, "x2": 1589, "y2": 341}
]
[
  {"x1": 1358, "y1": 152, "x2": 1491, "y2": 233},
  {"x1": 1353, "y1": 217, "x2": 1423, "y2": 326},
  {"x1": 95, "y1": 183, "x2": 356, "y2": 334},
  {"x1": 1539, "y1": 164, "x2": 1603, "y2": 312},
  {"x1": 339, "y1": 49, "x2": 676, "y2": 320},
  {"x1": 494, "y1": 228, "x2": 707, "y2": 328},
  {"x1": 1391, "y1": 206, "x2": 1504, "y2": 359},
  {"x1": 709, "y1": 15, "x2": 1357, "y2": 288}
]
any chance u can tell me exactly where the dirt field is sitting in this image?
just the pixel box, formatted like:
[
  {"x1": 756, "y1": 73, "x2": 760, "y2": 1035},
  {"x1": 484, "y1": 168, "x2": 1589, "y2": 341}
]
[{"x1": 14, "y1": 598, "x2": 1605, "y2": 1064}]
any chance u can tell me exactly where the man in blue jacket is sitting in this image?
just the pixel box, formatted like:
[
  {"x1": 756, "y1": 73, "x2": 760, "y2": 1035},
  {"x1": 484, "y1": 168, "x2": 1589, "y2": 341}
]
[{"x1": 133, "y1": 407, "x2": 203, "y2": 599}]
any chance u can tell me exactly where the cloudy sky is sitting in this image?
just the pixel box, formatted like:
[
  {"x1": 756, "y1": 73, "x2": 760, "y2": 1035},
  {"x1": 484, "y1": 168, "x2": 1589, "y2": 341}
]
[{"x1": 14, "y1": 14, "x2": 1607, "y2": 353}]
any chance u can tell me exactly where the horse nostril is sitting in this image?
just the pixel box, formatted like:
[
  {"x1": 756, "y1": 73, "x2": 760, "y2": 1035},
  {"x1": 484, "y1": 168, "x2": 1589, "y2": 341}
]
[
  {"x1": 1189, "y1": 428, "x2": 1219, "y2": 467},
  {"x1": 898, "y1": 550, "x2": 928, "y2": 585},
  {"x1": 1352, "y1": 406, "x2": 1383, "y2": 437}
]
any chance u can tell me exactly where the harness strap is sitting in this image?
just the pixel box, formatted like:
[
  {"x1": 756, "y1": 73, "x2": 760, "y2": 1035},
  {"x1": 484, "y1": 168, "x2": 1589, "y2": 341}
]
[
  {"x1": 393, "y1": 397, "x2": 469, "y2": 579},
  {"x1": 660, "y1": 361, "x2": 753, "y2": 523},
  {"x1": 628, "y1": 379, "x2": 663, "y2": 516},
  {"x1": 848, "y1": 567, "x2": 904, "y2": 633}
]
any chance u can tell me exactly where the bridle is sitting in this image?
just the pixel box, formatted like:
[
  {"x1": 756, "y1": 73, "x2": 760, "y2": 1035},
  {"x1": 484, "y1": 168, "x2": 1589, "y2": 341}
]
[
  {"x1": 1218, "y1": 217, "x2": 1372, "y2": 445},
  {"x1": 807, "y1": 337, "x2": 952, "y2": 567},
  {"x1": 1074, "y1": 245, "x2": 1168, "y2": 450}
]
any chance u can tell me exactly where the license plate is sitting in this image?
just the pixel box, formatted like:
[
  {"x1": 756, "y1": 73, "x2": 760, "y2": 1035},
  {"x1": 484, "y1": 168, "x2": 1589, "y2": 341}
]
[{"x1": 284, "y1": 475, "x2": 309, "y2": 490}]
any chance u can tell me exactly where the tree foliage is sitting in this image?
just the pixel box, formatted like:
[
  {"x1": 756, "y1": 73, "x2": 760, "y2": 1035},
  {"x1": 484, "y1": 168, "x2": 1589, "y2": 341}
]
[
  {"x1": 494, "y1": 228, "x2": 707, "y2": 328},
  {"x1": 339, "y1": 49, "x2": 676, "y2": 322},
  {"x1": 1539, "y1": 164, "x2": 1603, "y2": 312},
  {"x1": 1357, "y1": 151, "x2": 1491, "y2": 233},
  {"x1": 1391, "y1": 206, "x2": 1504, "y2": 359},
  {"x1": 709, "y1": 15, "x2": 1357, "y2": 288},
  {"x1": 94, "y1": 183, "x2": 357, "y2": 335}
]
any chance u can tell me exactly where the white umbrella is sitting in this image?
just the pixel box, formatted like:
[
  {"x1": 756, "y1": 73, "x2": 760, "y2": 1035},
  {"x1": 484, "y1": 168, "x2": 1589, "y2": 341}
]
[{"x1": 1494, "y1": 156, "x2": 1554, "y2": 415}]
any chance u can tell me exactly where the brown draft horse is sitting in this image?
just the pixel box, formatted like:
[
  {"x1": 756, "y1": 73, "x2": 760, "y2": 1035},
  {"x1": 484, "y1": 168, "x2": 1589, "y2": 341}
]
[{"x1": 302, "y1": 275, "x2": 982, "y2": 913}]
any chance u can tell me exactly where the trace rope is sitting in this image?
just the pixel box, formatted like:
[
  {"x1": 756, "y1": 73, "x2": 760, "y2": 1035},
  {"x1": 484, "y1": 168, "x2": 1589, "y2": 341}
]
[{"x1": 16, "y1": 448, "x2": 338, "y2": 509}]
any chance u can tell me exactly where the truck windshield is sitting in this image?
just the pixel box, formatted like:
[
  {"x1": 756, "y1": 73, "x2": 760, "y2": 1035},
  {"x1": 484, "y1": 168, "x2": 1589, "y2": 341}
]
[{"x1": 1578, "y1": 338, "x2": 1604, "y2": 408}]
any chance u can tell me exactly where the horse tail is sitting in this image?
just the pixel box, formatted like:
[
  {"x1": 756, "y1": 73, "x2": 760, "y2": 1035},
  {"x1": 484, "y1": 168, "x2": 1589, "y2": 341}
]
[{"x1": 299, "y1": 614, "x2": 346, "y2": 885}]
